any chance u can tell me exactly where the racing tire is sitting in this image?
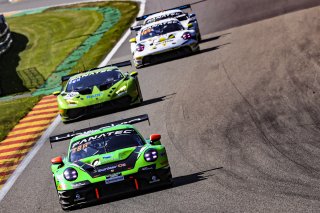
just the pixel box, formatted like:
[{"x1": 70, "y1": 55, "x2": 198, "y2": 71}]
[
  {"x1": 165, "y1": 171, "x2": 174, "y2": 187},
  {"x1": 135, "y1": 76, "x2": 143, "y2": 103},
  {"x1": 197, "y1": 33, "x2": 202, "y2": 42}
]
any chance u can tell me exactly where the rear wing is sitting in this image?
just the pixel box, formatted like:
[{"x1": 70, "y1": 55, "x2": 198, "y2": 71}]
[
  {"x1": 49, "y1": 114, "x2": 150, "y2": 147},
  {"x1": 136, "y1": 4, "x2": 191, "y2": 21},
  {"x1": 130, "y1": 25, "x2": 142, "y2": 31},
  {"x1": 61, "y1": 60, "x2": 132, "y2": 82}
]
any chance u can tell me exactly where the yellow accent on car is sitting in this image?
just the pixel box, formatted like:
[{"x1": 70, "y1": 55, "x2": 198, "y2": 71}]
[
  {"x1": 116, "y1": 85, "x2": 127, "y2": 94},
  {"x1": 52, "y1": 91, "x2": 60, "y2": 96},
  {"x1": 66, "y1": 100, "x2": 78, "y2": 104},
  {"x1": 129, "y1": 38, "x2": 136, "y2": 43},
  {"x1": 130, "y1": 71, "x2": 138, "y2": 77},
  {"x1": 158, "y1": 37, "x2": 166, "y2": 42}
]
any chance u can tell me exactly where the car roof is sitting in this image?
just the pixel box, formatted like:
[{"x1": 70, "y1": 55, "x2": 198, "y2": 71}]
[
  {"x1": 68, "y1": 66, "x2": 120, "y2": 81},
  {"x1": 70, "y1": 124, "x2": 136, "y2": 142}
]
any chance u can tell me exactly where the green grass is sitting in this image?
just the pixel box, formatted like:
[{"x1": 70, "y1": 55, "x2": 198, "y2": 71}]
[
  {"x1": 0, "y1": 96, "x2": 42, "y2": 141},
  {"x1": 7, "y1": 10, "x2": 103, "y2": 83},
  {"x1": 57, "y1": 1, "x2": 139, "y2": 73}
]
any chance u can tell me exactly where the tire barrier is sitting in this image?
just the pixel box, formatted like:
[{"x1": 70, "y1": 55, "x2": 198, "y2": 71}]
[{"x1": 0, "y1": 14, "x2": 13, "y2": 56}]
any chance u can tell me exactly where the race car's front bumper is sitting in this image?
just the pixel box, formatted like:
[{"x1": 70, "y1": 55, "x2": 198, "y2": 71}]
[
  {"x1": 133, "y1": 39, "x2": 199, "y2": 67},
  {"x1": 60, "y1": 95, "x2": 141, "y2": 122},
  {"x1": 57, "y1": 167, "x2": 172, "y2": 209}
]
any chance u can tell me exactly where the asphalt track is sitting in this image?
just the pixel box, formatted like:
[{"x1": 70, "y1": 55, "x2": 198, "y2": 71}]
[{"x1": 2, "y1": 0, "x2": 320, "y2": 212}]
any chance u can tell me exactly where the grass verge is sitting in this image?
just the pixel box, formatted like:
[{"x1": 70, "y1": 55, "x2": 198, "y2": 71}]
[
  {"x1": 6, "y1": 10, "x2": 103, "y2": 91},
  {"x1": 56, "y1": 1, "x2": 139, "y2": 73},
  {"x1": 0, "y1": 96, "x2": 42, "y2": 141}
]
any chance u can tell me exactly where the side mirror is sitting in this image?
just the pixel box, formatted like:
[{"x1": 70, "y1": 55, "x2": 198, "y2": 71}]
[
  {"x1": 189, "y1": 13, "x2": 196, "y2": 18},
  {"x1": 187, "y1": 23, "x2": 193, "y2": 29},
  {"x1": 130, "y1": 71, "x2": 138, "y2": 77},
  {"x1": 51, "y1": 156, "x2": 63, "y2": 165},
  {"x1": 52, "y1": 91, "x2": 60, "y2": 96},
  {"x1": 150, "y1": 134, "x2": 161, "y2": 145},
  {"x1": 129, "y1": 38, "x2": 136, "y2": 43}
]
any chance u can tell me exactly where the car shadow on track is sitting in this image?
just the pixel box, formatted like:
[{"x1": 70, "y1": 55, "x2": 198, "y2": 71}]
[
  {"x1": 63, "y1": 93, "x2": 176, "y2": 124},
  {"x1": 197, "y1": 43, "x2": 231, "y2": 55},
  {"x1": 73, "y1": 167, "x2": 223, "y2": 211},
  {"x1": 200, "y1": 33, "x2": 231, "y2": 44},
  {"x1": 139, "y1": 40, "x2": 230, "y2": 69}
]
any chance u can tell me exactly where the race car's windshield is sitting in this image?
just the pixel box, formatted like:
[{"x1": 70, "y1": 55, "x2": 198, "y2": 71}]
[
  {"x1": 66, "y1": 69, "x2": 123, "y2": 92},
  {"x1": 145, "y1": 12, "x2": 184, "y2": 24},
  {"x1": 140, "y1": 21, "x2": 184, "y2": 40},
  {"x1": 69, "y1": 129, "x2": 144, "y2": 162}
]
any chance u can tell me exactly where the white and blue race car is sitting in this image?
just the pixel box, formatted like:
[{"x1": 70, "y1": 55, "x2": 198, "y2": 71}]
[
  {"x1": 132, "y1": 4, "x2": 201, "y2": 41},
  {"x1": 129, "y1": 18, "x2": 199, "y2": 68}
]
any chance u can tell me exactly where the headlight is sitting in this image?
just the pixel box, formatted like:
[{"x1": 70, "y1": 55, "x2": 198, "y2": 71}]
[
  {"x1": 182, "y1": 32, "x2": 192, "y2": 40},
  {"x1": 144, "y1": 149, "x2": 158, "y2": 162},
  {"x1": 63, "y1": 168, "x2": 78, "y2": 181},
  {"x1": 115, "y1": 85, "x2": 127, "y2": 94},
  {"x1": 136, "y1": 44, "x2": 145, "y2": 52},
  {"x1": 66, "y1": 99, "x2": 78, "y2": 104}
]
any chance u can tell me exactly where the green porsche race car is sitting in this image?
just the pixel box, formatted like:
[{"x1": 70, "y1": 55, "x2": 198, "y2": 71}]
[
  {"x1": 49, "y1": 115, "x2": 172, "y2": 210},
  {"x1": 54, "y1": 61, "x2": 143, "y2": 122}
]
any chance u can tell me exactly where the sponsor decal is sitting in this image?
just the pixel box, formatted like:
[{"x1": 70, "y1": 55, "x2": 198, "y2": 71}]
[
  {"x1": 63, "y1": 91, "x2": 79, "y2": 100},
  {"x1": 96, "y1": 163, "x2": 126, "y2": 173},
  {"x1": 142, "y1": 20, "x2": 180, "y2": 33},
  {"x1": 51, "y1": 115, "x2": 148, "y2": 143},
  {"x1": 103, "y1": 155, "x2": 112, "y2": 159},
  {"x1": 71, "y1": 129, "x2": 135, "y2": 148},
  {"x1": 98, "y1": 165, "x2": 117, "y2": 173},
  {"x1": 105, "y1": 175, "x2": 124, "y2": 184},
  {"x1": 72, "y1": 181, "x2": 89, "y2": 188},
  {"x1": 145, "y1": 12, "x2": 183, "y2": 24},
  {"x1": 149, "y1": 175, "x2": 160, "y2": 184},
  {"x1": 117, "y1": 163, "x2": 126, "y2": 167},
  {"x1": 74, "y1": 193, "x2": 85, "y2": 202},
  {"x1": 141, "y1": 166, "x2": 154, "y2": 171},
  {"x1": 87, "y1": 93, "x2": 102, "y2": 99}
]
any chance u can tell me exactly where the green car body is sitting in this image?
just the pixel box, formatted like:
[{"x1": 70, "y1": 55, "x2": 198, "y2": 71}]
[
  {"x1": 56, "y1": 65, "x2": 143, "y2": 122},
  {"x1": 51, "y1": 124, "x2": 172, "y2": 210}
]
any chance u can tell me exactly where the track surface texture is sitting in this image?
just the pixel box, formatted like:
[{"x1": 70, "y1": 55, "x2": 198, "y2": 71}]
[{"x1": 2, "y1": 0, "x2": 320, "y2": 212}]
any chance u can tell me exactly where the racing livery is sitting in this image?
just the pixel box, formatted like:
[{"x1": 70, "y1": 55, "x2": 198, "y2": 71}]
[
  {"x1": 129, "y1": 18, "x2": 199, "y2": 68},
  {"x1": 133, "y1": 4, "x2": 201, "y2": 41},
  {"x1": 54, "y1": 61, "x2": 143, "y2": 122},
  {"x1": 50, "y1": 115, "x2": 172, "y2": 210}
]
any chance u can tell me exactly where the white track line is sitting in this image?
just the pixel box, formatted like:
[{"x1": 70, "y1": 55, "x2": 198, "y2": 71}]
[{"x1": 0, "y1": 0, "x2": 146, "y2": 202}]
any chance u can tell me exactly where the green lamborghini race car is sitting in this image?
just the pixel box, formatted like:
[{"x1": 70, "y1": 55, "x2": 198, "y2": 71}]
[
  {"x1": 54, "y1": 61, "x2": 143, "y2": 122},
  {"x1": 49, "y1": 115, "x2": 172, "y2": 210}
]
